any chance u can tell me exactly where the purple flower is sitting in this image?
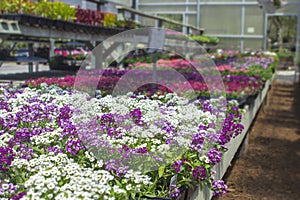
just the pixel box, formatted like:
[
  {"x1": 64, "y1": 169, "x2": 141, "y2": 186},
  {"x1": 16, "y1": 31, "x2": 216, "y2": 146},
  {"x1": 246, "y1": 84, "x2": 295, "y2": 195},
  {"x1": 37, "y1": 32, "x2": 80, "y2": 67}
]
[
  {"x1": 212, "y1": 180, "x2": 228, "y2": 197},
  {"x1": 61, "y1": 123, "x2": 77, "y2": 138},
  {"x1": 17, "y1": 147, "x2": 34, "y2": 160},
  {"x1": 206, "y1": 148, "x2": 221, "y2": 165},
  {"x1": 57, "y1": 105, "x2": 73, "y2": 127},
  {"x1": 0, "y1": 146, "x2": 14, "y2": 172},
  {"x1": 170, "y1": 185, "x2": 181, "y2": 198},
  {"x1": 192, "y1": 166, "x2": 207, "y2": 180},
  {"x1": 135, "y1": 146, "x2": 148, "y2": 154},
  {"x1": 105, "y1": 159, "x2": 128, "y2": 177},
  {"x1": 190, "y1": 133, "x2": 204, "y2": 152},
  {"x1": 45, "y1": 146, "x2": 63, "y2": 154},
  {"x1": 12, "y1": 191, "x2": 25, "y2": 200},
  {"x1": 129, "y1": 108, "x2": 144, "y2": 126},
  {"x1": 162, "y1": 121, "x2": 175, "y2": 135},
  {"x1": 0, "y1": 101, "x2": 9, "y2": 111},
  {"x1": 66, "y1": 140, "x2": 84, "y2": 156},
  {"x1": 99, "y1": 113, "x2": 114, "y2": 125},
  {"x1": 171, "y1": 159, "x2": 186, "y2": 172}
]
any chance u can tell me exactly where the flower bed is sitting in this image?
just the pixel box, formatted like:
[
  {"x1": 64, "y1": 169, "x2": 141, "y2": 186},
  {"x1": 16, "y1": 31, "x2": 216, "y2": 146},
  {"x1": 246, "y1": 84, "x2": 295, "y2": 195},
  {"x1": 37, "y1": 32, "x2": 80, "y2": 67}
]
[
  {"x1": 0, "y1": 83, "x2": 244, "y2": 199},
  {"x1": 1, "y1": 49, "x2": 277, "y2": 199}
]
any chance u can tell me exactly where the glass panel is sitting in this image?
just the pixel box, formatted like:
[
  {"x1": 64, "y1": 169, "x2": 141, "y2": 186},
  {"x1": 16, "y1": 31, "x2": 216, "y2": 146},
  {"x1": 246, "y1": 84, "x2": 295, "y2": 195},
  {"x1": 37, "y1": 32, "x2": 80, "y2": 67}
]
[
  {"x1": 244, "y1": 38, "x2": 264, "y2": 51},
  {"x1": 110, "y1": 0, "x2": 131, "y2": 6},
  {"x1": 200, "y1": 6, "x2": 242, "y2": 35},
  {"x1": 187, "y1": 6, "x2": 197, "y2": 12},
  {"x1": 140, "y1": 0, "x2": 188, "y2": 3},
  {"x1": 187, "y1": 15, "x2": 197, "y2": 26},
  {"x1": 217, "y1": 38, "x2": 241, "y2": 50},
  {"x1": 244, "y1": 6, "x2": 264, "y2": 35},
  {"x1": 140, "y1": 6, "x2": 186, "y2": 12},
  {"x1": 158, "y1": 14, "x2": 183, "y2": 31},
  {"x1": 138, "y1": 16, "x2": 156, "y2": 27},
  {"x1": 207, "y1": 0, "x2": 242, "y2": 2}
]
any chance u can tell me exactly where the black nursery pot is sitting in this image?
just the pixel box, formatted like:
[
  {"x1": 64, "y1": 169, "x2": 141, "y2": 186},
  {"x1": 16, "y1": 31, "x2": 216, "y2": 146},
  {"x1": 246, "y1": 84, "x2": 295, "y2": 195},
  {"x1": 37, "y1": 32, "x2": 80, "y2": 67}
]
[{"x1": 54, "y1": 19, "x2": 65, "y2": 29}]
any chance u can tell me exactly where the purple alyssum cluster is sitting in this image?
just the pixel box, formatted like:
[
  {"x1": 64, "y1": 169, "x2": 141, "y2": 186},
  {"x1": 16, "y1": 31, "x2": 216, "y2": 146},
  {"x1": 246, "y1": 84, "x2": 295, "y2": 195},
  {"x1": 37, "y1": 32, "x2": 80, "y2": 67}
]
[
  {"x1": 212, "y1": 180, "x2": 228, "y2": 197},
  {"x1": 192, "y1": 166, "x2": 207, "y2": 180}
]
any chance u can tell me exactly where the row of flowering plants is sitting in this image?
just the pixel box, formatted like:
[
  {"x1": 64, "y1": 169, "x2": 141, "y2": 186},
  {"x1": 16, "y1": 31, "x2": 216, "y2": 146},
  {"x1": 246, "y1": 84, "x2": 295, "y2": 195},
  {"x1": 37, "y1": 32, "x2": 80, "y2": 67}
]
[
  {"x1": 25, "y1": 68, "x2": 263, "y2": 103},
  {"x1": 0, "y1": 80, "x2": 243, "y2": 199},
  {"x1": 26, "y1": 50, "x2": 278, "y2": 107},
  {"x1": 0, "y1": 0, "x2": 137, "y2": 29},
  {"x1": 211, "y1": 49, "x2": 278, "y2": 81},
  {"x1": 130, "y1": 50, "x2": 278, "y2": 81}
]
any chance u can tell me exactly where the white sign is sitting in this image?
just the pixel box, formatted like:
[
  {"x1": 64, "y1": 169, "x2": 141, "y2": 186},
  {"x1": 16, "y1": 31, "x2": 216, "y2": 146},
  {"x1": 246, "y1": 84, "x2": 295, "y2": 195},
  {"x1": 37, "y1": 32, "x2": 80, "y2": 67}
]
[
  {"x1": 148, "y1": 29, "x2": 166, "y2": 53},
  {"x1": 247, "y1": 27, "x2": 255, "y2": 33}
]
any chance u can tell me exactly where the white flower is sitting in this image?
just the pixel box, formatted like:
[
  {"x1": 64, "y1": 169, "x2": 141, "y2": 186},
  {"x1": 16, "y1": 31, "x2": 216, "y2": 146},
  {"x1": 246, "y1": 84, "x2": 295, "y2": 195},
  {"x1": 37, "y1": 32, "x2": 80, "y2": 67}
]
[
  {"x1": 126, "y1": 184, "x2": 132, "y2": 191},
  {"x1": 199, "y1": 155, "x2": 210, "y2": 164},
  {"x1": 1, "y1": 184, "x2": 9, "y2": 190}
]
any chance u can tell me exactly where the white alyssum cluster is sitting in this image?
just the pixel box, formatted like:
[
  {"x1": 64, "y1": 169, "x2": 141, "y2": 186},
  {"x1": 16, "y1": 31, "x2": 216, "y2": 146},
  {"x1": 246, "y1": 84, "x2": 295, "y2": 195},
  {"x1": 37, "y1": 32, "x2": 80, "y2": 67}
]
[
  {"x1": 30, "y1": 128, "x2": 63, "y2": 145},
  {"x1": 0, "y1": 132, "x2": 14, "y2": 146},
  {"x1": 67, "y1": 92, "x2": 227, "y2": 177},
  {"x1": 15, "y1": 153, "x2": 114, "y2": 200},
  {"x1": 70, "y1": 92, "x2": 222, "y2": 156}
]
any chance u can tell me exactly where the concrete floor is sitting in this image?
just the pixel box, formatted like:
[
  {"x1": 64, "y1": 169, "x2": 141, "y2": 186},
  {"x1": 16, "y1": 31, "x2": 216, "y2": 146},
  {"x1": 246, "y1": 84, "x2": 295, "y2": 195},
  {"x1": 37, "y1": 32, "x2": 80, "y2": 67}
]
[
  {"x1": 276, "y1": 70, "x2": 299, "y2": 83},
  {"x1": 0, "y1": 62, "x2": 76, "y2": 81}
]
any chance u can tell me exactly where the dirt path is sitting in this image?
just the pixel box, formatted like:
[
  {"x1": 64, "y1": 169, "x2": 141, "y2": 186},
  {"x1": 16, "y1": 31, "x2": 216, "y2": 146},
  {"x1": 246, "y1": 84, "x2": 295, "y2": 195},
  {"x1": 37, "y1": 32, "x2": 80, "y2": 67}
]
[{"x1": 221, "y1": 81, "x2": 300, "y2": 200}]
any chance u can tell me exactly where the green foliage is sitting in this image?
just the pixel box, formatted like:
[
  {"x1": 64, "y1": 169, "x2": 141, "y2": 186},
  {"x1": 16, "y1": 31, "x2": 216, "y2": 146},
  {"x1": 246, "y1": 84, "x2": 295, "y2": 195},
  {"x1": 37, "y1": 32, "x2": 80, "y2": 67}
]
[
  {"x1": 190, "y1": 35, "x2": 220, "y2": 44},
  {"x1": 34, "y1": 0, "x2": 76, "y2": 20},
  {"x1": 66, "y1": 53, "x2": 86, "y2": 60},
  {"x1": 273, "y1": 0, "x2": 282, "y2": 8},
  {"x1": 276, "y1": 49, "x2": 294, "y2": 58},
  {"x1": 124, "y1": 52, "x2": 170, "y2": 65},
  {"x1": 0, "y1": 0, "x2": 27, "y2": 14},
  {"x1": 115, "y1": 20, "x2": 138, "y2": 29},
  {"x1": 103, "y1": 12, "x2": 117, "y2": 27},
  {"x1": 0, "y1": 0, "x2": 140, "y2": 29},
  {"x1": 0, "y1": 0, "x2": 76, "y2": 21}
]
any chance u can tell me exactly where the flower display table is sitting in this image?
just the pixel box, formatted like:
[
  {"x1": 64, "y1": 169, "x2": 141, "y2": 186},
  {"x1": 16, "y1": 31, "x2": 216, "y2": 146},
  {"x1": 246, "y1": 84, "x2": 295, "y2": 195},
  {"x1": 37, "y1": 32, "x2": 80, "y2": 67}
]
[{"x1": 187, "y1": 74, "x2": 276, "y2": 200}]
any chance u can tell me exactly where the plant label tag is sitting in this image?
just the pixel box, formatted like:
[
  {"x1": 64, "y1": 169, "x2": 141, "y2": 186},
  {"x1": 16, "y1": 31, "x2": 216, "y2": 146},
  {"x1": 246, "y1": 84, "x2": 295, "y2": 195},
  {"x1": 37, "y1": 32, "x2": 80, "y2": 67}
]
[
  {"x1": 170, "y1": 174, "x2": 178, "y2": 188},
  {"x1": 148, "y1": 29, "x2": 166, "y2": 53}
]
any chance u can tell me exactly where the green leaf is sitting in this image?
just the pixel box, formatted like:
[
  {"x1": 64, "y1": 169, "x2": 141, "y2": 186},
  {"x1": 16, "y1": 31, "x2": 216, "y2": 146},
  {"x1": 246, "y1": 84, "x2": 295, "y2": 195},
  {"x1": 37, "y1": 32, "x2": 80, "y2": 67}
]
[
  {"x1": 115, "y1": 179, "x2": 122, "y2": 187},
  {"x1": 131, "y1": 192, "x2": 136, "y2": 199},
  {"x1": 158, "y1": 166, "x2": 165, "y2": 178},
  {"x1": 144, "y1": 193, "x2": 157, "y2": 198}
]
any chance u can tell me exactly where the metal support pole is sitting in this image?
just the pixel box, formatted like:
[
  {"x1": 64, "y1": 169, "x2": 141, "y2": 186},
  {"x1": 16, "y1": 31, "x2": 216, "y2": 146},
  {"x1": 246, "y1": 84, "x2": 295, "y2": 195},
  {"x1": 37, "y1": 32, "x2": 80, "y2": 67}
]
[
  {"x1": 131, "y1": 0, "x2": 136, "y2": 21},
  {"x1": 49, "y1": 38, "x2": 55, "y2": 58},
  {"x1": 28, "y1": 43, "x2": 33, "y2": 73},
  {"x1": 152, "y1": 52, "x2": 157, "y2": 86},
  {"x1": 28, "y1": 62, "x2": 33, "y2": 73},
  {"x1": 241, "y1": 0, "x2": 245, "y2": 52},
  {"x1": 35, "y1": 63, "x2": 39, "y2": 72},
  {"x1": 158, "y1": 19, "x2": 163, "y2": 28},
  {"x1": 196, "y1": 0, "x2": 200, "y2": 29},
  {"x1": 295, "y1": 2, "x2": 300, "y2": 82},
  {"x1": 263, "y1": 12, "x2": 268, "y2": 51}
]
